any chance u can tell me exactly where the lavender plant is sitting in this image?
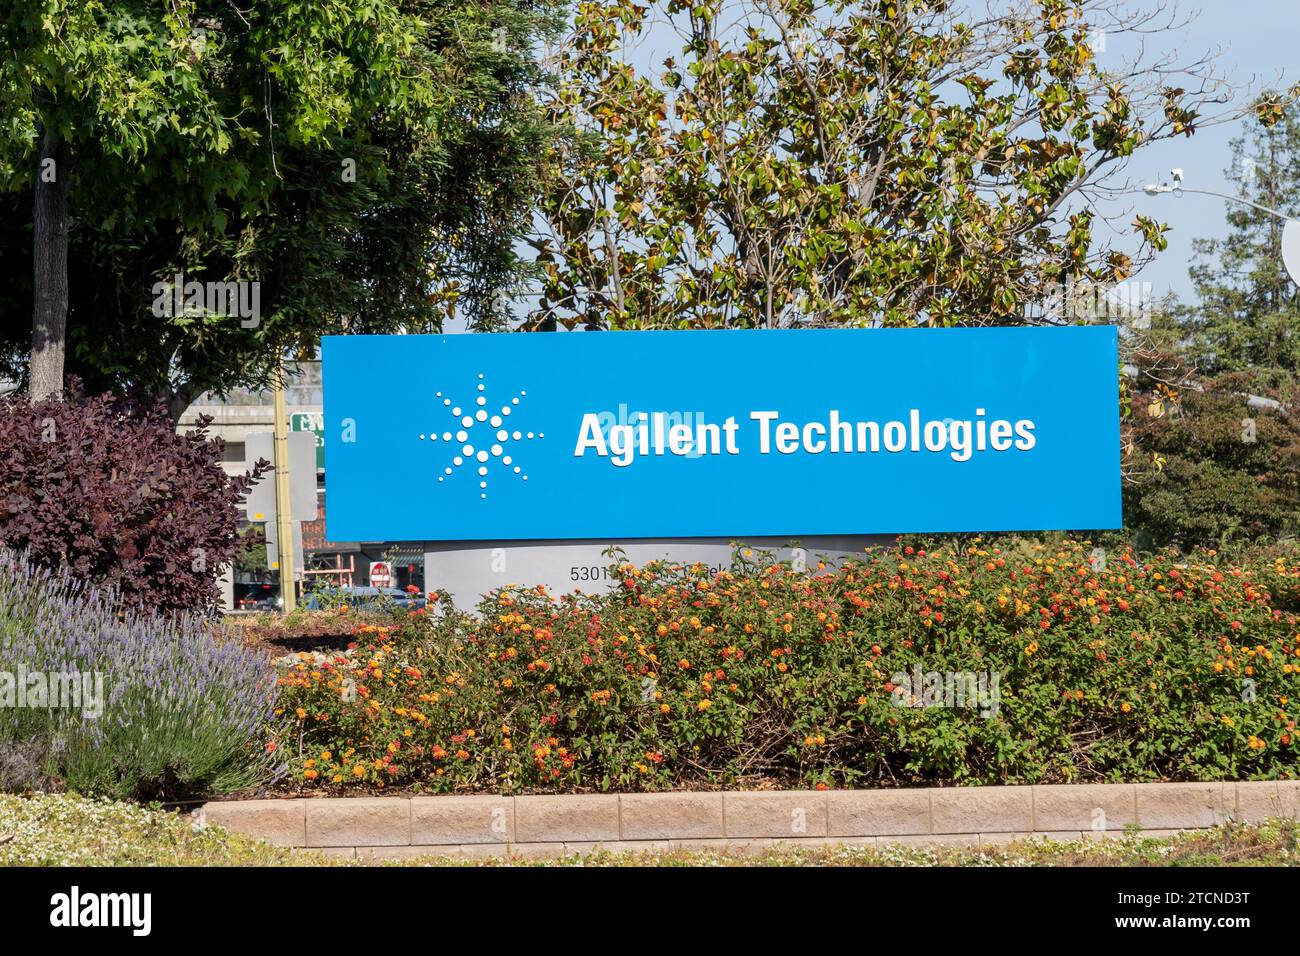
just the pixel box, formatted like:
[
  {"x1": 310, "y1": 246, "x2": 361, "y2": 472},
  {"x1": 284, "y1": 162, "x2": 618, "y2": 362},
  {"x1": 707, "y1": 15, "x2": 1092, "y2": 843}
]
[{"x1": 0, "y1": 550, "x2": 281, "y2": 798}]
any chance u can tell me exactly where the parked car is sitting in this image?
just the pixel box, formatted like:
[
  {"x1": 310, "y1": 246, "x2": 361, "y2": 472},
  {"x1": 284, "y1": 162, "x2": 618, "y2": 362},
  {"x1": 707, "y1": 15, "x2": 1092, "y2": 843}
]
[
  {"x1": 235, "y1": 583, "x2": 281, "y2": 611},
  {"x1": 300, "y1": 586, "x2": 426, "y2": 611}
]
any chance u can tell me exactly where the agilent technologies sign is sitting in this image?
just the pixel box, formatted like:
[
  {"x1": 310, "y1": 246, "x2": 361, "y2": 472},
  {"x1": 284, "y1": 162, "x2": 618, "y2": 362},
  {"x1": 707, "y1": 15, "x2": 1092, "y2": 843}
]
[{"x1": 322, "y1": 326, "x2": 1120, "y2": 541}]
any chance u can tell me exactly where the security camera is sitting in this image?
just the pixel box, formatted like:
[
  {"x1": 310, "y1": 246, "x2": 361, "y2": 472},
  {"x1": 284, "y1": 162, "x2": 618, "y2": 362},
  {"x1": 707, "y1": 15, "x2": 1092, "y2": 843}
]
[{"x1": 1170, "y1": 168, "x2": 1184, "y2": 185}]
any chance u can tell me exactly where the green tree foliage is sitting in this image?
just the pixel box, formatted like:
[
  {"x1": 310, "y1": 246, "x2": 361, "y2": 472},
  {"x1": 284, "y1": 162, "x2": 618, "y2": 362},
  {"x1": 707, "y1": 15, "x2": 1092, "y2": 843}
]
[
  {"x1": 529, "y1": 0, "x2": 1237, "y2": 330},
  {"x1": 1122, "y1": 98, "x2": 1300, "y2": 551},
  {"x1": 1124, "y1": 365, "x2": 1300, "y2": 550},
  {"x1": 1185, "y1": 104, "x2": 1300, "y2": 383},
  {"x1": 0, "y1": 0, "x2": 564, "y2": 413}
]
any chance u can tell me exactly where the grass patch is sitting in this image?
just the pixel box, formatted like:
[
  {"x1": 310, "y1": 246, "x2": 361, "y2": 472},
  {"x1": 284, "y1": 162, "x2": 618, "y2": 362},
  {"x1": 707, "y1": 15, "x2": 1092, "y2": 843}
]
[{"x1": 0, "y1": 793, "x2": 307, "y2": 866}]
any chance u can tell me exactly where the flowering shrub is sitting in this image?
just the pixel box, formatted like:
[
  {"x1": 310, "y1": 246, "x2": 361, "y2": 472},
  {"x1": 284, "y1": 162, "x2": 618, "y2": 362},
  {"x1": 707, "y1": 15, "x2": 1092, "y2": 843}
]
[
  {"x1": 0, "y1": 551, "x2": 281, "y2": 799},
  {"x1": 274, "y1": 539, "x2": 1300, "y2": 792}
]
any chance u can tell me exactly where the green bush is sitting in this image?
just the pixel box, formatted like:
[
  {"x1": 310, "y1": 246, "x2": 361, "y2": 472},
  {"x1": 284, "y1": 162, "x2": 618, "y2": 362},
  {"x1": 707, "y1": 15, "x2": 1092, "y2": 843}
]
[
  {"x1": 274, "y1": 539, "x2": 1300, "y2": 791},
  {"x1": 1125, "y1": 370, "x2": 1300, "y2": 550}
]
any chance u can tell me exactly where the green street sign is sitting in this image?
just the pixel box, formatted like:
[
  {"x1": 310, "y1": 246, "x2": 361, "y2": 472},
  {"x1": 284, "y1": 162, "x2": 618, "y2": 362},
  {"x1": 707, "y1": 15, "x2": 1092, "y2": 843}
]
[{"x1": 290, "y1": 412, "x2": 325, "y2": 469}]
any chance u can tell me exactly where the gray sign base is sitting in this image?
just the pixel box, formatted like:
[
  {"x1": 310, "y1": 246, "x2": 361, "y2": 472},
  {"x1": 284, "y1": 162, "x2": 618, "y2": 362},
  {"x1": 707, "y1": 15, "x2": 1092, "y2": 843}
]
[{"x1": 424, "y1": 535, "x2": 894, "y2": 612}]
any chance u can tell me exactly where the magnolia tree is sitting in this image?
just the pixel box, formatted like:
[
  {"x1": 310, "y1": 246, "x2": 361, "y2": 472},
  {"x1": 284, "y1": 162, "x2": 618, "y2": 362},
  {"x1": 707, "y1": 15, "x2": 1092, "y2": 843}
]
[{"x1": 528, "y1": 0, "x2": 1265, "y2": 330}]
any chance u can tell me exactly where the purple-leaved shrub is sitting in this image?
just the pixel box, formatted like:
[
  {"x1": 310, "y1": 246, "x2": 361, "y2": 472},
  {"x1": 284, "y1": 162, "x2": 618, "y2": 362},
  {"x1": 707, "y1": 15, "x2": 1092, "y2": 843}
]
[{"x1": 0, "y1": 383, "x2": 268, "y2": 614}]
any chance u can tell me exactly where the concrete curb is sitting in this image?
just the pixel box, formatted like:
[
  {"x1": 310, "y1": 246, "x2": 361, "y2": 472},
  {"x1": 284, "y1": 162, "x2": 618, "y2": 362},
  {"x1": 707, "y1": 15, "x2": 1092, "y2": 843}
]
[{"x1": 200, "y1": 780, "x2": 1300, "y2": 857}]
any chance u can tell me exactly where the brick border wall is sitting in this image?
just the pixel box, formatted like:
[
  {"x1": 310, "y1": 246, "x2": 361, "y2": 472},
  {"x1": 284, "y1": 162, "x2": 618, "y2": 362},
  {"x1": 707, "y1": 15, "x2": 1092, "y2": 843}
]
[{"x1": 199, "y1": 781, "x2": 1300, "y2": 860}]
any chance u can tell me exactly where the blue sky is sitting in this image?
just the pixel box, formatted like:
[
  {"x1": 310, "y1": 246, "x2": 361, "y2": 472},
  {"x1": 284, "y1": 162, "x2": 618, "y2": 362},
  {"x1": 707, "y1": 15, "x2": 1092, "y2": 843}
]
[{"x1": 1096, "y1": 1, "x2": 1296, "y2": 302}]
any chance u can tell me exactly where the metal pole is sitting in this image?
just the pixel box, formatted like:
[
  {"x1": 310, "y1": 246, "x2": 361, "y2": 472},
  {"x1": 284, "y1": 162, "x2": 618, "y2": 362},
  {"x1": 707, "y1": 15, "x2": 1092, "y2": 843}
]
[
  {"x1": 272, "y1": 357, "x2": 297, "y2": 612},
  {"x1": 1139, "y1": 178, "x2": 1300, "y2": 289}
]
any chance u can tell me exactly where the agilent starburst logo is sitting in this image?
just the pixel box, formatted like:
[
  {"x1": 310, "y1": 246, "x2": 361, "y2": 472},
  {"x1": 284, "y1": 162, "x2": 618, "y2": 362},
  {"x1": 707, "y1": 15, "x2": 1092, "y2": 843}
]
[{"x1": 418, "y1": 373, "x2": 542, "y2": 499}]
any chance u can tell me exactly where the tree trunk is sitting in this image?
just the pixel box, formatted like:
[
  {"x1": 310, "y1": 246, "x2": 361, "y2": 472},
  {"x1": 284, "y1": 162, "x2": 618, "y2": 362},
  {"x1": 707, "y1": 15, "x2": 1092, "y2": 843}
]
[
  {"x1": 166, "y1": 379, "x2": 203, "y2": 424},
  {"x1": 29, "y1": 130, "x2": 70, "y2": 402}
]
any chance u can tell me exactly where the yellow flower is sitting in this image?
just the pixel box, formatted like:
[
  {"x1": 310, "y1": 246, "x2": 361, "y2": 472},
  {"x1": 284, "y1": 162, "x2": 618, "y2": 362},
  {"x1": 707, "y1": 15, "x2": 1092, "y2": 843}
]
[
  {"x1": 697, "y1": 699, "x2": 713, "y2": 712},
  {"x1": 1120, "y1": 702, "x2": 1131, "y2": 714}
]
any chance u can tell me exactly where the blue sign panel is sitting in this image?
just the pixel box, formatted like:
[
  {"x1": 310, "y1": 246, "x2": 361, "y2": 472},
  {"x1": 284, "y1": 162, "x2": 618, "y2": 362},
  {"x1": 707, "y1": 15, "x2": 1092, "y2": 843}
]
[{"x1": 323, "y1": 327, "x2": 1120, "y2": 541}]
